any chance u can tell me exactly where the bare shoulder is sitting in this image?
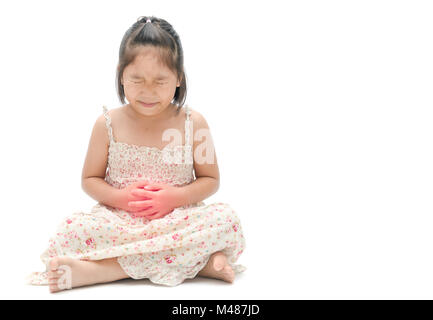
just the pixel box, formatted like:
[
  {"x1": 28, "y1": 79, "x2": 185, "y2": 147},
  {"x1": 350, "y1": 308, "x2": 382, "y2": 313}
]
[
  {"x1": 95, "y1": 106, "x2": 123, "y2": 123},
  {"x1": 96, "y1": 105, "x2": 116, "y2": 122},
  {"x1": 81, "y1": 107, "x2": 123, "y2": 180},
  {"x1": 187, "y1": 105, "x2": 219, "y2": 181},
  {"x1": 188, "y1": 106, "x2": 210, "y2": 130},
  {"x1": 92, "y1": 106, "x2": 123, "y2": 144},
  {"x1": 107, "y1": 106, "x2": 125, "y2": 122}
]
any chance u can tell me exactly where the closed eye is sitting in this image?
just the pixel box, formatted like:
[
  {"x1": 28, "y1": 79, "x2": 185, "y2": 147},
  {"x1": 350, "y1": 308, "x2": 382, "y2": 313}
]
[{"x1": 127, "y1": 79, "x2": 143, "y2": 84}]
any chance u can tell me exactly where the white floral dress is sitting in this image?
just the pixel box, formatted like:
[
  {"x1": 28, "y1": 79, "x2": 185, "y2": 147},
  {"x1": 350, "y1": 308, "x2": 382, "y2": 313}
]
[{"x1": 26, "y1": 104, "x2": 246, "y2": 287}]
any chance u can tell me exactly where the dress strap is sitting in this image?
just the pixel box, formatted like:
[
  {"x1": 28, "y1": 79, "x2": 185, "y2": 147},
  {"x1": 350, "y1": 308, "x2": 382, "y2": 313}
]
[
  {"x1": 183, "y1": 104, "x2": 193, "y2": 165},
  {"x1": 184, "y1": 104, "x2": 192, "y2": 147},
  {"x1": 102, "y1": 105, "x2": 114, "y2": 143}
]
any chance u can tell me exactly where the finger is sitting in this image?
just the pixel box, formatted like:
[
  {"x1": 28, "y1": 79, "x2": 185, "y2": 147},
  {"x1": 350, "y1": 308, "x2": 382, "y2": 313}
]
[
  {"x1": 132, "y1": 207, "x2": 153, "y2": 216},
  {"x1": 146, "y1": 211, "x2": 161, "y2": 220},
  {"x1": 143, "y1": 184, "x2": 162, "y2": 191},
  {"x1": 131, "y1": 206, "x2": 151, "y2": 212},
  {"x1": 131, "y1": 189, "x2": 155, "y2": 198},
  {"x1": 146, "y1": 210, "x2": 159, "y2": 216},
  {"x1": 134, "y1": 180, "x2": 149, "y2": 187},
  {"x1": 129, "y1": 205, "x2": 152, "y2": 213},
  {"x1": 128, "y1": 200, "x2": 152, "y2": 207}
]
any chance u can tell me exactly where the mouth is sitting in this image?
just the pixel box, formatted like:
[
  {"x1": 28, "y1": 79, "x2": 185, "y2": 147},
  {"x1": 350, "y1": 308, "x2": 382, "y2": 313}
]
[{"x1": 138, "y1": 101, "x2": 158, "y2": 108}]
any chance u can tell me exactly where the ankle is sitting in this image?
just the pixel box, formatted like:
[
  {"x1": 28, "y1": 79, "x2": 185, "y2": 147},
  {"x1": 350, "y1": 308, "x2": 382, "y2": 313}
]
[{"x1": 78, "y1": 260, "x2": 105, "y2": 284}]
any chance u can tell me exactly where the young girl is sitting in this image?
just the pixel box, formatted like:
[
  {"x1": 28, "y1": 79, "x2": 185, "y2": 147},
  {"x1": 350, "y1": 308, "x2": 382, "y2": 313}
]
[{"x1": 26, "y1": 16, "x2": 246, "y2": 293}]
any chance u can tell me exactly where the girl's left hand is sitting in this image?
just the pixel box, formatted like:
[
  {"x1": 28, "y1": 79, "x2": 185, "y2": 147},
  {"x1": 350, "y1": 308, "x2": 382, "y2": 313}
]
[{"x1": 128, "y1": 183, "x2": 183, "y2": 220}]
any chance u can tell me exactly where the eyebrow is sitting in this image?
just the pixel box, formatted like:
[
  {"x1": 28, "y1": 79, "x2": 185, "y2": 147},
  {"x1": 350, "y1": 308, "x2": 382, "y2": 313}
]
[{"x1": 130, "y1": 74, "x2": 169, "y2": 80}]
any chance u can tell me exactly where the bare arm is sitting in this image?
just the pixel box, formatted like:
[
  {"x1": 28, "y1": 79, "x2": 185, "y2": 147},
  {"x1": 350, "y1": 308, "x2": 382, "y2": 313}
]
[
  {"x1": 81, "y1": 112, "x2": 121, "y2": 208},
  {"x1": 175, "y1": 109, "x2": 220, "y2": 206},
  {"x1": 176, "y1": 176, "x2": 219, "y2": 206},
  {"x1": 82, "y1": 177, "x2": 121, "y2": 208}
]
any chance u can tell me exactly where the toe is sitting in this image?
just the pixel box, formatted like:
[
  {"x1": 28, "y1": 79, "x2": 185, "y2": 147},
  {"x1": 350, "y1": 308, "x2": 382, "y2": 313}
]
[
  {"x1": 49, "y1": 283, "x2": 59, "y2": 293},
  {"x1": 48, "y1": 275, "x2": 60, "y2": 283},
  {"x1": 48, "y1": 269, "x2": 63, "y2": 279},
  {"x1": 212, "y1": 252, "x2": 227, "y2": 271},
  {"x1": 223, "y1": 265, "x2": 235, "y2": 283},
  {"x1": 49, "y1": 257, "x2": 59, "y2": 272}
]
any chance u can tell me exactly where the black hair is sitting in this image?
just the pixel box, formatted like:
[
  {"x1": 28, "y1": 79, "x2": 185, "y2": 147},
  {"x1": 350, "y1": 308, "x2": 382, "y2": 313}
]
[{"x1": 116, "y1": 16, "x2": 187, "y2": 110}]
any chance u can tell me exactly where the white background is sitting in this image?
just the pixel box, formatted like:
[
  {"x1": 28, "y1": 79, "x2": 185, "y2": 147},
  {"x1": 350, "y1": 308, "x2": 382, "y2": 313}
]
[{"x1": 0, "y1": 0, "x2": 432, "y2": 299}]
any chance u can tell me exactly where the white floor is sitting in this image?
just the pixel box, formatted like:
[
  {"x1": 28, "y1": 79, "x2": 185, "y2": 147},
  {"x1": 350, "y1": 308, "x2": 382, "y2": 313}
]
[
  {"x1": 4, "y1": 199, "x2": 433, "y2": 299},
  {"x1": 7, "y1": 240, "x2": 433, "y2": 300},
  {"x1": 18, "y1": 272, "x2": 251, "y2": 300}
]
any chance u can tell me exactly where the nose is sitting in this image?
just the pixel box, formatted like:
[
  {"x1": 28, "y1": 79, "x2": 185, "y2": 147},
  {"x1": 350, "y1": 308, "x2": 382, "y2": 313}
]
[{"x1": 138, "y1": 83, "x2": 158, "y2": 94}]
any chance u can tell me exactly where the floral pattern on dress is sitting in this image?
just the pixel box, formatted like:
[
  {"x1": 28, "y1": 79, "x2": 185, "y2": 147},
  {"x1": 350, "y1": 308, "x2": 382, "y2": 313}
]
[{"x1": 26, "y1": 104, "x2": 246, "y2": 287}]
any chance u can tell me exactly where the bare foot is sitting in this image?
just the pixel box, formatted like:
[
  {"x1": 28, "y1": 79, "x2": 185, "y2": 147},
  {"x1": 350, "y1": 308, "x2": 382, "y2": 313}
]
[
  {"x1": 47, "y1": 256, "x2": 102, "y2": 293},
  {"x1": 198, "y1": 251, "x2": 235, "y2": 283}
]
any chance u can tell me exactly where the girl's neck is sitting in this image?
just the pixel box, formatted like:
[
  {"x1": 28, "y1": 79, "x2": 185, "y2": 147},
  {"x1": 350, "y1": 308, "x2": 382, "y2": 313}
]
[{"x1": 125, "y1": 102, "x2": 177, "y2": 124}]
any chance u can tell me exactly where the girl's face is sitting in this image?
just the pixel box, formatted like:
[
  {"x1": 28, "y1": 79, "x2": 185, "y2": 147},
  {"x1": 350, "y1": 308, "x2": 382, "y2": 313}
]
[{"x1": 121, "y1": 46, "x2": 180, "y2": 118}]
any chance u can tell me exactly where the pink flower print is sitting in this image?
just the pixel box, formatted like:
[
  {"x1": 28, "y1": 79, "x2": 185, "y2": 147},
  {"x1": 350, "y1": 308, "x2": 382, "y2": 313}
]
[
  {"x1": 184, "y1": 215, "x2": 189, "y2": 220},
  {"x1": 172, "y1": 233, "x2": 180, "y2": 241},
  {"x1": 198, "y1": 241, "x2": 207, "y2": 249},
  {"x1": 85, "y1": 238, "x2": 95, "y2": 246},
  {"x1": 164, "y1": 255, "x2": 176, "y2": 264},
  {"x1": 232, "y1": 224, "x2": 238, "y2": 232},
  {"x1": 66, "y1": 219, "x2": 73, "y2": 224}
]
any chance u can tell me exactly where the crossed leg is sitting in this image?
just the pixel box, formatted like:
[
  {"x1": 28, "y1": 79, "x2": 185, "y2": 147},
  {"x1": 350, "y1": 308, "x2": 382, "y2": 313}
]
[{"x1": 48, "y1": 251, "x2": 234, "y2": 293}]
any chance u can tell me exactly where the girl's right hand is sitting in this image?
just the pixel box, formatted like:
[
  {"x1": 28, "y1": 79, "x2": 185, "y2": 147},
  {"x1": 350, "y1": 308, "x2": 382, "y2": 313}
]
[{"x1": 114, "y1": 180, "x2": 152, "y2": 213}]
